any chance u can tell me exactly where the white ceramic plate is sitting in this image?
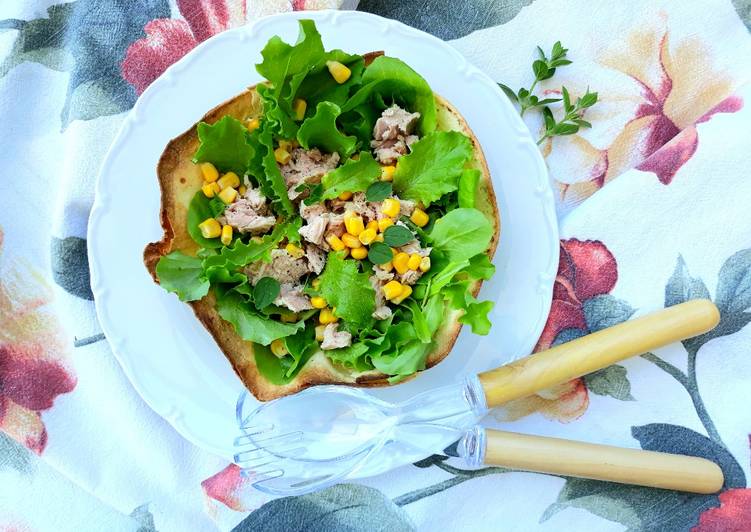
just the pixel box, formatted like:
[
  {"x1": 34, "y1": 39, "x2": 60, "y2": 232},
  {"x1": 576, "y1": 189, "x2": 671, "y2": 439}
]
[{"x1": 89, "y1": 10, "x2": 558, "y2": 460}]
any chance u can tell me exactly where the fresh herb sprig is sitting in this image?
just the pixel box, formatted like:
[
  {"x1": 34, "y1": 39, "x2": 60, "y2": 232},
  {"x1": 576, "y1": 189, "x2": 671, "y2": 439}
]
[{"x1": 499, "y1": 41, "x2": 597, "y2": 145}]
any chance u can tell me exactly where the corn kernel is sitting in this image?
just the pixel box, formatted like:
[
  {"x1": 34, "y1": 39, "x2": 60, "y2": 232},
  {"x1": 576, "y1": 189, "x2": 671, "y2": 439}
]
[
  {"x1": 326, "y1": 234, "x2": 345, "y2": 252},
  {"x1": 381, "y1": 261, "x2": 394, "y2": 272},
  {"x1": 274, "y1": 147, "x2": 291, "y2": 165},
  {"x1": 251, "y1": 236, "x2": 263, "y2": 243},
  {"x1": 246, "y1": 117, "x2": 260, "y2": 132},
  {"x1": 200, "y1": 162, "x2": 219, "y2": 182},
  {"x1": 311, "y1": 296, "x2": 327, "y2": 309},
  {"x1": 382, "y1": 198, "x2": 400, "y2": 218},
  {"x1": 393, "y1": 252, "x2": 410, "y2": 274},
  {"x1": 319, "y1": 308, "x2": 337, "y2": 325},
  {"x1": 238, "y1": 185, "x2": 247, "y2": 196},
  {"x1": 407, "y1": 254, "x2": 422, "y2": 271},
  {"x1": 198, "y1": 218, "x2": 221, "y2": 239},
  {"x1": 351, "y1": 247, "x2": 368, "y2": 260},
  {"x1": 341, "y1": 247, "x2": 350, "y2": 258},
  {"x1": 202, "y1": 182, "x2": 220, "y2": 198},
  {"x1": 366, "y1": 220, "x2": 379, "y2": 232},
  {"x1": 315, "y1": 325, "x2": 326, "y2": 342},
  {"x1": 312, "y1": 278, "x2": 321, "y2": 289},
  {"x1": 270, "y1": 339, "x2": 288, "y2": 357},
  {"x1": 292, "y1": 98, "x2": 307, "y2": 121},
  {"x1": 341, "y1": 233, "x2": 362, "y2": 248},
  {"x1": 374, "y1": 234, "x2": 384, "y2": 242},
  {"x1": 392, "y1": 284, "x2": 413, "y2": 305},
  {"x1": 411, "y1": 208, "x2": 429, "y2": 227},
  {"x1": 220, "y1": 224, "x2": 233, "y2": 246},
  {"x1": 338, "y1": 191, "x2": 353, "y2": 201},
  {"x1": 285, "y1": 243, "x2": 305, "y2": 259},
  {"x1": 359, "y1": 228, "x2": 377, "y2": 245},
  {"x1": 382, "y1": 280, "x2": 403, "y2": 300},
  {"x1": 380, "y1": 165, "x2": 395, "y2": 182},
  {"x1": 419, "y1": 256, "x2": 431, "y2": 272},
  {"x1": 217, "y1": 172, "x2": 240, "y2": 190},
  {"x1": 326, "y1": 60, "x2": 351, "y2": 84},
  {"x1": 218, "y1": 186, "x2": 238, "y2": 204},
  {"x1": 280, "y1": 312, "x2": 299, "y2": 323},
  {"x1": 377, "y1": 218, "x2": 394, "y2": 232},
  {"x1": 344, "y1": 211, "x2": 365, "y2": 236}
]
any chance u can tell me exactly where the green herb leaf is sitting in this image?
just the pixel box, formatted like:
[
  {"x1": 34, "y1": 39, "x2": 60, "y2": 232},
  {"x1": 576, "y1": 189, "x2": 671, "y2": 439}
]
[
  {"x1": 216, "y1": 291, "x2": 304, "y2": 345},
  {"x1": 532, "y1": 59, "x2": 550, "y2": 80},
  {"x1": 429, "y1": 208, "x2": 494, "y2": 262},
  {"x1": 457, "y1": 169, "x2": 480, "y2": 209},
  {"x1": 365, "y1": 181, "x2": 392, "y2": 202},
  {"x1": 208, "y1": 197, "x2": 227, "y2": 218},
  {"x1": 192, "y1": 116, "x2": 254, "y2": 175},
  {"x1": 321, "y1": 151, "x2": 381, "y2": 200},
  {"x1": 498, "y1": 83, "x2": 518, "y2": 103},
  {"x1": 562, "y1": 86, "x2": 571, "y2": 111},
  {"x1": 253, "y1": 277, "x2": 280, "y2": 309},
  {"x1": 318, "y1": 251, "x2": 376, "y2": 328},
  {"x1": 187, "y1": 192, "x2": 223, "y2": 249},
  {"x1": 155, "y1": 252, "x2": 210, "y2": 301},
  {"x1": 368, "y1": 242, "x2": 393, "y2": 265},
  {"x1": 392, "y1": 131, "x2": 472, "y2": 205},
  {"x1": 383, "y1": 225, "x2": 414, "y2": 247},
  {"x1": 296, "y1": 101, "x2": 358, "y2": 159}
]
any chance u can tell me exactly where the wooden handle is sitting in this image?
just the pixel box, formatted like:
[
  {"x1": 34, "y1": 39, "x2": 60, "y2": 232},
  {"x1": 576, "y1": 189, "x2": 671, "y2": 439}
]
[
  {"x1": 483, "y1": 429, "x2": 724, "y2": 494},
  {"x1": 479, "y1": 299, "x2": 719, "y2": 407}
]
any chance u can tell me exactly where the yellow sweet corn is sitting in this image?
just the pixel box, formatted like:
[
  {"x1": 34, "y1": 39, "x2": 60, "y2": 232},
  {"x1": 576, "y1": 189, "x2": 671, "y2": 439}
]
[
  {"x1": 270, "y1": 339, "x2": 288, "y2": 357},
  {"x1": 326, "y1": 60, "x2": 351, "y2": 84},
  {"x1": 251, "y1": 236, "x2": 263, "y2": 243},
  {"x1": 380, "y1": 165, "x2": 396, "y2": 182},
  {"x1": 246, "y1": 117, "x2": 260, "y2": 132},
  {"x1": 326, "y1": 234, "x2": 345, "y2": 252},
  {"x1": 217, "y1": 172, "x2": 240, "y2": 190},
  {"x1": 381, "y1": 261, "x2": 394, "y2": 272},
  {"x1": 315, "y1": 325, "x2": 326, "y2": 342},
  {"x1": 341, "y1": 248, "x2": 350, "y2": 258},
  {"x1": 359, "y1": 228, "x2": 377, "y2": 245},
  {"x1": 200, "y1": 162, "x2": 219, "y2": 182},
  {"x1": 344, "y1": 211, "x2": 365, "y2": 236},
  {"x1": 381, "y1": 198, "x2": 400, "y2": 218},
  {"x1": 202, "y1": 182, "x2": 220, "y2": 198},
  {"x1": 285, "y1": 243, "x2": 305, "y2": 259},
  {"x1": 274, "y1": 147, "x2": 291, "y2": 165},
  {"x1": 341, "y1": 233, "x2": 362, "y2": 248},
  {"x1": 393, "y1": 252, "x2": 410, "y2": 274},
  {"x1": 351, "y1": 247, "x2": 368, "y2": 260},
  {"x1": 419, "y1": 256, "x2": 431, "y2": 272},
  {"x1": 377, "y1": 218, "x2": 394, "y2": 232},
  {"x1": 338, "y1": 191, "x2": 353, "y2": 201},
  {"x1": 292, "y1": 98, "x2": 307, "y2": 121},
  {"x1": 374, "y1": 234, "x2": 384, "y2": 242},
  {"x1": 319, "y1": 307, "x2": 337, "y2": 325},
  {"x1": 238, "y1": 185, "x2": 247, "y2": 196},
  {"x1": 218, "y1": 186, "x2": 238, "y2": 204},
  {"x1": 311, "y1": 296, "x2": 327, "y2": 309},
  {"x1": 312, "y1": 278, "x2": 321, "y2": 289},
  {"x1": 198, "y1": 218, "x2": 221, "y2": 239},
  {"x1": 220, "y1": 224, "x2": 233, "y2": 246},
  {"x1": 407, "y1": 254, "x2": 422, "y2": 271},
  {"x1": 366, "y1": 220, "x2": 379, "y2": 232},
  {"x1": 382, "y1": 280, "x2": 403, "y2": 301},
  {"x1": 392, "y1": 284, "x2": 413, "y2": 305},
  {"x1": 411, "y1": 208, "x2": 429, "y2": 227},
  {"x1": 280, "y1": 312, "x2": 299, "y2": 323}
]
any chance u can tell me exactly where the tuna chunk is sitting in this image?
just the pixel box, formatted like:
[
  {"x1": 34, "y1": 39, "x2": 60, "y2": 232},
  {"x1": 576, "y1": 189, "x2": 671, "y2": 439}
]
[
  {"x1": 243, "y1": 187, "x2": 269, "y2": 214},
  {"x1": 300, "y1": 202, "x2": 326, "y2": 221},
  {"x1": 373, "y1": 105, "x2": 420, "y2": 141},
  {"x1": 245, "y1": 249, "x2": 310, "y2": 285},
  {"x1": 320, "y1": 323, "x2": 352, "y2": 350},
  {"x1": 274, "y1": 283, "x2": 313, "y2": 313},
  {"x1": 399, "y1": 269, "x2": 423, "y2": 286},
  {"x1": 372, "y1": 264, "x2": 395, "y2": 282},
  {"x1": 281, "y1": 148, "x2": 340, "y2": 199},
  {"x1": 299, "y1": 216, "x2": 328, "y2": 247},
  {"x1": 400, "y1": 240, "x2": 431, "y2": 257},
  {"x1": 221, "y1": 199, "x2": 276, "y2": 235},
  {"x1": 370, "y1": 275, "x2": 392, "y2": 320},
  {"x1": 371, "y1": 138, "x2": 408, "y2": 165},
  {"x1": 398, "y1": 199, "x2": 416, "y2": 217},
  {"x1": 305, "y1": 244, "x2": 326, "y2": 274},
  {"x1": 344, "y1": 192, "x2": 380, "y2": 222}
]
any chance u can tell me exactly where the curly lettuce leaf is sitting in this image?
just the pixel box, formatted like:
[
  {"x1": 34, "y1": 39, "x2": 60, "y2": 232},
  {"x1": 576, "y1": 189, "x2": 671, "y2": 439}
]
[
  {"x1": 296, "y1": 50, "x2": 365, "y2": 110},
  {"x1": 325, "y1": 342, "x2": 371, "y2": 372},
  {"x1": 187, "y1": 192, "x2": 223, "y2": 249},
  {"x1": 203, "y1": 222, "x2": 291, "y2": 269},
  {"x1": 443, "y1": 279, "x2": 494, "y2": 335},
  {"x1": 392, "y1": 131, "x2": 473, "y2": 205},
  {"x1": 429, "y1": 208, "x2": 494, "y2": 262},
  {"x1": 321, "y1": 151, "x2": 380, "y2": 200},
  {"x1": 373, "y1": 340, "x2": 430, "y2": 380},
  {"x1": 318, "y1": 251, "x2": 375, "y2": 328},
  {"x1": 342, "y1": 56, "x2": 436, "y2": 136},
  {"x1": 192, "y1": 116, "x2": 254, "y2": 175},
  {"x1": 257, "y1": 84, "x2": 300, "y2": 140},
  {"x1": 297, "y1": 102, "x2": 358, "y2": 159},
  {"x1": 156, "y1": 252, "x2": 210, "y2": 301},
  {"x1": 216, "y1": 291, "x2": 304, "y2": 345},
  {"x1": 457, "y1": 169, "x2": 481, "y2": 209}
]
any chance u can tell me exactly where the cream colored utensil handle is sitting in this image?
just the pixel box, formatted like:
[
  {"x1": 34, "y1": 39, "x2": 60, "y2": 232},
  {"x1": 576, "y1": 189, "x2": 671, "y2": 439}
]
[
  {"x1": 479, "y1": 299, "x2": 719, "y2": 407},
  {"x1": 484, "y1": 429, "x2": 724, "y2": 493}
]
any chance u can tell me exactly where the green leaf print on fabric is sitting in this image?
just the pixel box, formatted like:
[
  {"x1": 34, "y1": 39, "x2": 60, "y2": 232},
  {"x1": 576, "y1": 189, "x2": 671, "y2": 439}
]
[
  {"x1": 232, "y1": 484, "x2": 414, "y2": 532},
  {"x1": 665, "y1": 255, "x2": 710, "y2": 307},
  {"x1": 129, "y1": 503, "x2": 158, "y2": 532},
  {"x1": 582, "y1": 294, "x2": 635, "y2": 332},
  {"x1": 541, "y1": 424, "x2": 746, "y2": 531},
  {"x1": 583, "y1": 365, "x2": 635, "y2": 401},
  {"x1": 50, "y1": 236, "x2": 93, "y2": 300},
  {"x1": 0, "y1": 432, "x2": 33, "y2": 474},
  {"x1": 0, "y1": 0, "x2": 170, "y2": 127}
]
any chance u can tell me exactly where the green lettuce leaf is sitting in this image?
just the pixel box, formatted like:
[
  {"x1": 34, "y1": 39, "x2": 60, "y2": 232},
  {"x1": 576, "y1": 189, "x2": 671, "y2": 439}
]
[
  {"x1": 321, "y1": 151, "x2": 381, "y2": 200},
  {"x1": 459, "y1": 300, "x2": 493, "y2": 335},
  {"x1": 392, "y1": 131, "x2": 473, "y2": 205},
  {"x1": 429, "y1": 208, "x2": 494, "y2": 262},
  {"x1": 318, "y1": 251, "x2": 375, "y2": 328},
  {"x1": 406, "y1": 294, "x2": 444, "y2": 343},
  {"x1": 155, "y1": 252, "x2": 209, "y2": 301},
  {"x1": 342, "y1": 56, "x2": 436, "y2": 136},
  {"x1": 282, "y1": 322, "x2": 319, "y2": 377},
  {"x1": 192, "y1": 116, "x2": 254, "y2": 175},
  {"x1": 465, "y1": 253, "x2": 495, "y2": 280},
  {"x1": 187, "y1": 192, "x2": 223, "y2": 249},
  {"x1": 325, "y1": 342, "x2": 371, "y2": 372},
  {"x1": 203, "y1": 222, "x2": 290, "y2": 269},
  {"x1": 339, "y1": 104, "x2": 379, "y2": 145},
  {"x1": 373, "y1": 340, "x2": 430, "y2": 379},
  {"x1": 257, "y1": 84, "x2": 300, "y2": 140},
  {"x1": 216, "y1": 291, "x2": 304, "y2": 345},
  {"x1": 296, "y1": 50, "x2": 365, "y2": 110},
  {"x1": 259, "y1": 127, "x2": 295, "y2": 216},
  {"x1": 297, "y1": 101, "x2": 358, "y2": 159},
  {"x1": 457, "y1": 169, "x2": 480, "y2": 209}
]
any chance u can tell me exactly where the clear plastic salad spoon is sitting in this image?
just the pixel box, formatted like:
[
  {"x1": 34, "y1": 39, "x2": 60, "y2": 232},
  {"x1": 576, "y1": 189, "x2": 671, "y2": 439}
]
[{"x1": 235, "y1": 300, "x2": 720, "y2": 495}]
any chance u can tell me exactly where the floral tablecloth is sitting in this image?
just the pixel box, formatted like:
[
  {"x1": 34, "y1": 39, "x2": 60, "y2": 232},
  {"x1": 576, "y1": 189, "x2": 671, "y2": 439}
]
[{"x1": 1, "y1": 0, "x2": 750, "y2": 530}]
